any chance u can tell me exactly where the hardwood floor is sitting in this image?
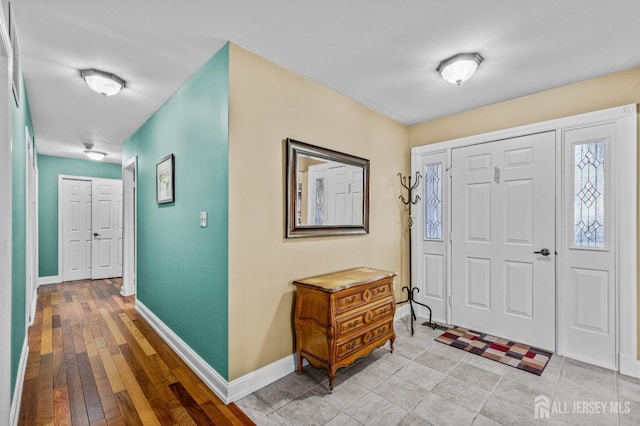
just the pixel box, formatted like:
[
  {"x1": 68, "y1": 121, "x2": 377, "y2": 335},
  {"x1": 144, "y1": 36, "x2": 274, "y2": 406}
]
[{"x1": 18, "y1": 278, "x2": 254, "y2": 426}]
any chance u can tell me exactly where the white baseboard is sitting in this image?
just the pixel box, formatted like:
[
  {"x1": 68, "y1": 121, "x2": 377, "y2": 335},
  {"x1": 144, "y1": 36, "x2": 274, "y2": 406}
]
[
  {"x1": 135, "y1": 301, "x2": 230, "y2": 403},
  {"x1": 619, "y1": 354, "x2": 640, "y2": 378},
  {"x1": 135, "y1": 301, "x2": 311, "y2": 404},
  {"x1": 38, "y1": 276, "x2": 59, "y2": 286},
  {"x1": 394, "y1": 303, "x2": 410, "y2": 321},
  {"x1": 28, "y1": 288, "x2": 37, "y2": 327},
  {"x1": 228, "y1": 353, "x2": 303, "y2": 402},
  {"x1": 10, "y1": 340, "x2": 28, "y2": 426}
]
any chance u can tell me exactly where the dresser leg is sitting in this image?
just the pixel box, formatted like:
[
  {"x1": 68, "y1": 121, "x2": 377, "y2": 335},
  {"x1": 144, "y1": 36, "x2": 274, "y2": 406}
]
[
  {"x1": 390, "y1": 332, "x2": 396, "y2": 353},
  {"x1": 296, "y1": 352, "x2": 303, "y2": 375},
  {"x1": 328, "y1": 368, "x2": 336, "y2": 393}
]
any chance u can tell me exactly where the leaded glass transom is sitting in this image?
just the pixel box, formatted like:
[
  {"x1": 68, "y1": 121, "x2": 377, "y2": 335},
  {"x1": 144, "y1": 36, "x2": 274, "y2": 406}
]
[
  {"x1": 425, "y1": 163, "x2": 442, "y2": 240},
  {"x1": 574, "y1": 141, "x2": 605, "y2": 247}
]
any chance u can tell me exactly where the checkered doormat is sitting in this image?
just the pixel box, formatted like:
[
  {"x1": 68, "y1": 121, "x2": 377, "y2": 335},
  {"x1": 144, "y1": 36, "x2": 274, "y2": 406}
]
[{"x1": 435, "y1": 326, "x2": 552, "y2": 376}]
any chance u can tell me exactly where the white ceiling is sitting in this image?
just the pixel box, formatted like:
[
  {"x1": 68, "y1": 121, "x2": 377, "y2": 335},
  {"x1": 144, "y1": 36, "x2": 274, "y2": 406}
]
[{"x1": 13, "y1": 0, "x2": 640, "y2": 164}]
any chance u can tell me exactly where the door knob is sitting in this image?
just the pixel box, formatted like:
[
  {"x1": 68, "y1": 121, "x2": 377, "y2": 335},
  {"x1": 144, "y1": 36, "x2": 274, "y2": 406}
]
[{"x1": 534, "y1": 248, "x2": 550, "y2": 256}]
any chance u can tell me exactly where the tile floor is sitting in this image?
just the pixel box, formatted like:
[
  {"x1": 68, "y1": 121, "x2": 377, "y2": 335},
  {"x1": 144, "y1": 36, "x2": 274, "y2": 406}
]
[{"x1": 236, "y1": 317, "x2": 640, "y2": 425}]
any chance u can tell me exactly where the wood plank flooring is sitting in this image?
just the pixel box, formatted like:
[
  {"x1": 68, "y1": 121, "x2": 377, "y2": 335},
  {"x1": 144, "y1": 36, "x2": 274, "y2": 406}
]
[{"x1": 18, "y1": 278, "x2": 255, "y2": 426}]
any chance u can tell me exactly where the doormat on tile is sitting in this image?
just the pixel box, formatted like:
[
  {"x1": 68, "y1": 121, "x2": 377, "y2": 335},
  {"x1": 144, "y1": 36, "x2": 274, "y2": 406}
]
[{"x1": 435, "y1": 326, "x2": 552, "y2": 376}]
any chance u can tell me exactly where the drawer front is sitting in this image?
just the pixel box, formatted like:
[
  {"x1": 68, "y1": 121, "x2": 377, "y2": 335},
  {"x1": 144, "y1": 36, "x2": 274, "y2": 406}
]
[
  {"x1": 335, "y1": 280, "x2": 393, "y2": 314},
  {"x1": 336, "y1": 300, "x2": 394, "y2": 337},
  {"x1": 336, "y1": 321, "x2": 393, "y2": 360}
]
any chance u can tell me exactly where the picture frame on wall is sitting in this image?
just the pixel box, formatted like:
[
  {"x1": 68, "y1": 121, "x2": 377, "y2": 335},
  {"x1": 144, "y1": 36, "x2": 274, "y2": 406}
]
[{"x1": 156, "y1": 154, "x2": 175, "y2": 204}]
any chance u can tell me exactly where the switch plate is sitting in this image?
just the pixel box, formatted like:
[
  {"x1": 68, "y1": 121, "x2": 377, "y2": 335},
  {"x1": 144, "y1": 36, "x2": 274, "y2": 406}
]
[{"x1": 200, "y1": 211, "x2": 207, "y2": 228}]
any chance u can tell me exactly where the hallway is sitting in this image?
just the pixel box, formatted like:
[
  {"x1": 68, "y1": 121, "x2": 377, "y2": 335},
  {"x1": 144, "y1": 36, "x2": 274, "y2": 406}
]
[{"x1": 17, "y1": 278, "x2": 253, "y2": 425}]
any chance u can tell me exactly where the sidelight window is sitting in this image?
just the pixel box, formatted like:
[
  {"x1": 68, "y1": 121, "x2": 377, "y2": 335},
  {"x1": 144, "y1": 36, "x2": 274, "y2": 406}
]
[
  {"x1": 424, "y1": 162, "x2": 443, "y2": 240},
  {"x1": 573, "y1": 141, "x2": 605, "y2": 247}
]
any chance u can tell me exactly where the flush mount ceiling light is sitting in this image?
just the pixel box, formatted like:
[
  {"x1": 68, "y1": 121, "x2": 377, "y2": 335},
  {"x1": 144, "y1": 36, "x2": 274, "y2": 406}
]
[
  {"x1": 436, "y1": 52, "x2": 484, "y2": 85},
  {"x1": 83, "y1": 142, "x2": 106, "y2": 161},
  {"x1": 80, "y1": 68, "x2": 126, "y2": 96}
]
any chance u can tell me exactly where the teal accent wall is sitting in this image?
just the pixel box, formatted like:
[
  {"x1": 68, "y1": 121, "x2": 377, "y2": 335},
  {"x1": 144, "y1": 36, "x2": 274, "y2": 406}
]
[
  {"x1": 37, "y1": 155, "x2": 122, "y2": 277},
  {"x1": 122, "y1": 44, "x2": 229, "y2": 379},
  {"x1": 11, "y1": 72, "x2": 34, "y2": 396}
]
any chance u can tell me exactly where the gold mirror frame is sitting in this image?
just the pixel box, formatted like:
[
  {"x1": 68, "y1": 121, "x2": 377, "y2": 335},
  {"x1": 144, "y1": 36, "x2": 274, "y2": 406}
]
[{"x1": 285, "y1": 138, "x2": 370, "y2": 238}]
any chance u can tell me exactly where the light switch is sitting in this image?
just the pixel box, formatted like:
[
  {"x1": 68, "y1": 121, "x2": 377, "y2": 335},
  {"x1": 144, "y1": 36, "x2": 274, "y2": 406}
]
[{"x1": 200, "y1": 211, "x2": 207, "y2": 228}]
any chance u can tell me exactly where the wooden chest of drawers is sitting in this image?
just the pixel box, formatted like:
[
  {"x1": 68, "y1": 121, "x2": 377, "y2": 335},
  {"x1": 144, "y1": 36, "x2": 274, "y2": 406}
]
[{"x1": 293, "y1": 267, "x2": 397, "y2": 391}]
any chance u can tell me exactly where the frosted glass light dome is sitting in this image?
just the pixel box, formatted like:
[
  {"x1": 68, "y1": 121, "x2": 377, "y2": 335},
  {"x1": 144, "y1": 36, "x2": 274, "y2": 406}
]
[
  {"x1": 80, "y1": 69, "x2": 126, "y2": 96},
  {"x1": 437, "y1": 53, "x2": 484, "y2": 85}
]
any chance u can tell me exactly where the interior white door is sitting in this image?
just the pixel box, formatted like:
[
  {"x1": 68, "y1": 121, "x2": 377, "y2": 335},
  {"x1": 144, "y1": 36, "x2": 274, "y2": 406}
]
[
  {"x1": 25, "y1": 129, "x2": 38, "y2": 324},
  {"x1": 561, "y1": 123, "x2": 616, "y2": 368},
  {"x1": 61, "y1": 178, "x2": 92, "y2": 281},
  {"x1": 91, "y1": 178, "x2": 123, "y2": 279},
  {"x1": 451, "y1": 132, "x2": 556, "y2": 350}
]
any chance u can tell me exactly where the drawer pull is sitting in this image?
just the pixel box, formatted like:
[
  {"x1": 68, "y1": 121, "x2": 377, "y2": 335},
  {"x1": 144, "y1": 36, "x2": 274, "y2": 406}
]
[
  {"x1": 376, "y1": 287, "x2": 386, "y2": 293},
  {"x1": 347, "y1": 320, "x2": 359, "y2": 329},
  {"x1": 345, "y1": 296, "x2": 356, "y2": 303},
  {"x1": 346, "y1": 341, "x2": 356, "y2": 351},
  {"x1": 364, "y1": 311, "x2": 375, "y2": 324}
]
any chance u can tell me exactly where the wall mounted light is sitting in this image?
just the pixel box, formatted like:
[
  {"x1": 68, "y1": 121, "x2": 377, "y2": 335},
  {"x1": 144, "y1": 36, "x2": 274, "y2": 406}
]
[
  {"x1": 80, "y1": 68, "x2": 126, "y2": 96},
  {"x1": 83, "y1": 142, "x2": 106, "y2": 161},
  {"x1": 436, "y1": 52, "x2": 484, "y2": 85}
]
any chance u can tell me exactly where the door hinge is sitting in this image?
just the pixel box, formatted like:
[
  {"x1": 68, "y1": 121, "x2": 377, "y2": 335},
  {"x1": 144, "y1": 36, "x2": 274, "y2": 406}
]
[{"x1": 448, "y1": 295, "x2": 452, "y2": 306}]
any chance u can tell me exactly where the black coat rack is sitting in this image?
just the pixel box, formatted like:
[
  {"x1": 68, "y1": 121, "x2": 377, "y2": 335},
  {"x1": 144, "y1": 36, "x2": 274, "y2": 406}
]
[{"x1": 398, "y1": 172, "x2": 439, "y2": 335}]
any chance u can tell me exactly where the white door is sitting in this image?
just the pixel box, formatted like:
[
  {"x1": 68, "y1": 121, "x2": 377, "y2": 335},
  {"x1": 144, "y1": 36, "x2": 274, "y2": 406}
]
[
  {"x1": 413, "y1": 151, "x2": 448, "y2": 322},
  {"x1": 61, "y1": 178, "x2": 92, "y2": 281},
  {"x1": 91, "y1": 178, "x2": 123, "y2": 279},
  {"x1": 122, "y1": 158, "x2": 137, "y2": 296},
  {"x1": 307, "y1": 162, "x2": 363, "y2": 225},
  {"x1": 25, "y1": 128, "x2": 38, "y2": 325},
  {"x1": 561, "y1": 123, "x2": 616, "y2": 368},
  {"x1": 451, "y1": 132, "x2": 556, "y2": 350}
]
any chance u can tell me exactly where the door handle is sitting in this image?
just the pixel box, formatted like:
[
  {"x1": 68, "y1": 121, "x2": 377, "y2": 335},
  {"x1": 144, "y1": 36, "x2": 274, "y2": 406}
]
[
  {"x1": 93, "y1": 232, "x2": 100, "y2": 238},
  {"x1": 534, "y1": 248, "x2": 550, "y2": 256}
]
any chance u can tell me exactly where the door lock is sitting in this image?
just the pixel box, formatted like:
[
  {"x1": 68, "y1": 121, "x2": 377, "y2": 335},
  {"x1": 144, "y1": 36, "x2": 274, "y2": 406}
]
[{"x1": 534, "y1": 248, "x2": 551, "y2": 256}]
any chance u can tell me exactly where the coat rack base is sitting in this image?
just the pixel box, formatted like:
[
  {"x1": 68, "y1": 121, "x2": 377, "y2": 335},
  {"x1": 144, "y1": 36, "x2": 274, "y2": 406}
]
[{"x1": 399, "y1": 286, "x2": 441, "y2": 335}]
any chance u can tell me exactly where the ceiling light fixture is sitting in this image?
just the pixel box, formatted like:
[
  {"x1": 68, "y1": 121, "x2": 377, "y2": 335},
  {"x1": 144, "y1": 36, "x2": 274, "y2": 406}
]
[
  {"x1": 83, "y1": 142, "x2": 107, "y2": 161},
  {"x1": 436, "y1": 52, "x2": 484, "y2": 85},
  {"x1": 80, "y1": 68, "x2": 126, "y2": 96}
]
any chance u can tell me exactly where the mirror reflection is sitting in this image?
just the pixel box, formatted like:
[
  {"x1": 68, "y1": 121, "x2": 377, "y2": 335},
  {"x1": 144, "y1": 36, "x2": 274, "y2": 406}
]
[
  {"x1": 286, "y1": 139, "x2": 370, "y2": 238},
  {"x1": 296, "y1": 154, "x2": 364, "y2": 226}
]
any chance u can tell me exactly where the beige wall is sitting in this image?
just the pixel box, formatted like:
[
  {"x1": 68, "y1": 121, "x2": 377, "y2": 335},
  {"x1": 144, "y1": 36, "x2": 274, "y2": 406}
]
[
  {"x1": 228, "y1": 44, "x2": 409, "y2": 380},
  {"x1": 409, "y1": 66, "x2": 640, "y2": 358}
]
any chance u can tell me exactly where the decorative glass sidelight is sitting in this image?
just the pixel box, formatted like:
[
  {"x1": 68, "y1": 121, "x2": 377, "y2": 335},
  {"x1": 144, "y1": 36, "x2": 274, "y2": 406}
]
[
  {"x1": 314, "y1": 178, "x2": 326, "y2": 225},
  {"x1": 574, "y1": 141, "x2": 605, "y2": 247},
  {"x1": 425, "y1": 163, "x2": 443, "y2": 240}
]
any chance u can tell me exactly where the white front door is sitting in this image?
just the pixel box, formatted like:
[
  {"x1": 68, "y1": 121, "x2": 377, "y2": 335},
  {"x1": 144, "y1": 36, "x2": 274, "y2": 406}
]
[
  {"x1": 91, "y1": 178, "x2": 123, "y2": 279},
  {"x1": 61, "y1": 178, "x2": 92, "y2": 281},
  {"x1": 307, "y1": 162, "x2": 364, "y2": 225},
  {"x1": 451, "y1": 132, "x2": 556, "y2": 350}
]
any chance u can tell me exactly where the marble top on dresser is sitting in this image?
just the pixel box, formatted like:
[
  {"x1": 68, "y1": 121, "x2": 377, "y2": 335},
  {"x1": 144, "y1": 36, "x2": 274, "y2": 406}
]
[{"x1": 292, "y1": 267, "x2": 396, "y2": 292}]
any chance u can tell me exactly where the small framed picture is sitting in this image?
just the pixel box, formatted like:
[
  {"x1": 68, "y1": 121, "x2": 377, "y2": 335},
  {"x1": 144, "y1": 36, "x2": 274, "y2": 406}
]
[{"x1": 156, "y1": 154, "x2": 175, "y2": 204}]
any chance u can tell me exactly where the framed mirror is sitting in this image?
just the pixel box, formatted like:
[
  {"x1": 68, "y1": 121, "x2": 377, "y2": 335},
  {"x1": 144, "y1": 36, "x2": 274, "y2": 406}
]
[{"x1": 286, "y1": 138, "x2": 370, "y2": 238}]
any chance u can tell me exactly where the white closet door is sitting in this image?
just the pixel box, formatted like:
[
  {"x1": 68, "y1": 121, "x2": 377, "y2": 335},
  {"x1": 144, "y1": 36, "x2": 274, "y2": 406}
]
[
  {"x1": 451, "y1": 132, "x2": 556, "y2": 350},
  {"x1": 61, "y1": 178, "x2": 92, "y2": 281},
  {"x1": 91, "y1": 178, "x2": 123, "y2": 279}
]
